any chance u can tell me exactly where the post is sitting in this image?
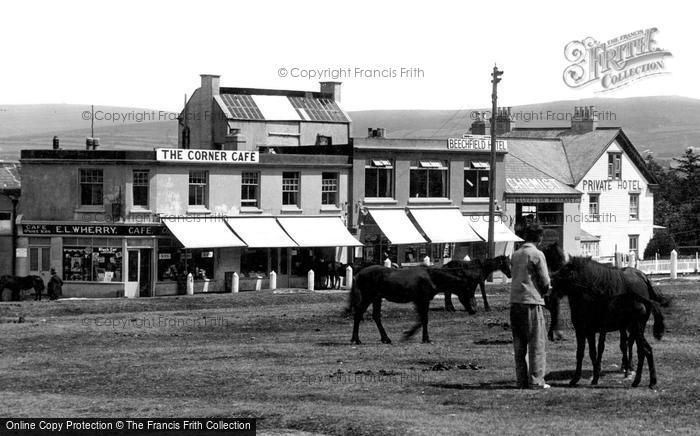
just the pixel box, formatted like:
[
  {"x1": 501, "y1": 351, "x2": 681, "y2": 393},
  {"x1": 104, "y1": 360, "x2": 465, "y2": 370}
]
[
  {"x1": 670, "y1": 249, "x2": 678, "y2": 279},
  {"x1": 345, "y1": 265, "x2": 353, "y2": 289},
  {"x1": 270, "y1": 270, "x2": 277, "y2": 290},
  {"x1": 655, "y1": 252, "x2": 659, "y2": 273},
  {"x1": 695, "y1": 252, "x2": 699, "y2": 273},
  {"x1": 615, "y1": 252, "x2": 622, "y2": 268},
  {"x1": 628, "y1": 251, "x2": 635, "y2": 268},
  {"x1": 488, "y1": 65, "x2": 503, "y2": 261},
  {"x1": 307, "y1": 269, "x2": 315, "y2": 291},
  {"x1": 255, "y1": 277, "x2": 262, "y2": 291},
  {"x1": 384, "y1": 258, "x2": 392, "y2": 268},
  {"x1": 232, "y1": 272, "x2": 239, "y2": 293},
  {"x1": 10, "y1": 196, "x2": 18, "y2": 276},
  {"x1": 186, "y1": 273, "x2": 194, "y2": 295},
  {"x1": 423, "y1": 256, "x2": 431, "y2": 266}
]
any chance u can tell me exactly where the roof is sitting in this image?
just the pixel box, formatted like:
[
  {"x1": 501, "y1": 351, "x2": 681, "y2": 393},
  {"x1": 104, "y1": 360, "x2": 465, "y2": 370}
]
[
  {"x1": 579, "y1": 229, "x2": 600, "y2": 242},
  {"x1": 215, "y1": 88, "x2": 350, "y2": 123},
  {"x1": 504, "y1": 155, "x2": 581, "y2": 195},
  {"x1": 0, "y1": 162, "x2": 20, "y2": 193},
  {"x1": 503, "y1": 127, "x2": 656, "y2": 186}
]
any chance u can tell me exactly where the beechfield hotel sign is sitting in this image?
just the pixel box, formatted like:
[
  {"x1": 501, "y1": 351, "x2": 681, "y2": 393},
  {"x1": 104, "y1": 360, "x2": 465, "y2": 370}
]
[
  {"x1": 156, "y1": 148, "x2": 259, "y2": 163},
  {"x1": 447, "y1": 135, "x2": 508, "y2": 152}
]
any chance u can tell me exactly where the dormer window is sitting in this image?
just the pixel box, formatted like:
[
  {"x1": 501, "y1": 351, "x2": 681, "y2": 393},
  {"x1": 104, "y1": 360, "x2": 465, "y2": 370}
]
[{"x1": 608, "y1": 153, "x2": 622, "y2": 180}]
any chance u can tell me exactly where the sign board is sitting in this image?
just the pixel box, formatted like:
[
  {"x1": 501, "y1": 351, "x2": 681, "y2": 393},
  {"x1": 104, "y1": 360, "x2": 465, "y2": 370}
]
[
  {"x1": 506, "y1": 178, "x2": 563, "y2": 192},
  {"x1": 156, "y1": 148, "x2": 259, "y2": 164},
  {"x1": 22, "y1": 224, "x2": 166, "y2": 236},
  {"x1": 15, "y1": 248, "x2": 27, "y2": 258},
  {"x1": 447, "y1": 135, "x2": 508, "y2": 152},
  {"x1": 581, "y1": 179, "x2": 642, "y2": 191}
]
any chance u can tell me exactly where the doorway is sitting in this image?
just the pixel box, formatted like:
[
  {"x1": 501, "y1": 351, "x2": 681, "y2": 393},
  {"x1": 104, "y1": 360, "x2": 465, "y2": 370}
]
[{"x1": 125, "y1": 248, "x2": 152, "y2": 298}]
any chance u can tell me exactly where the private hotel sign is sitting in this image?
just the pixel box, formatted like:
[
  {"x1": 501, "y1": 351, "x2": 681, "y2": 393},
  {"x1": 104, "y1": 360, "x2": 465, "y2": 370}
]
[
  {"x1": 447, "y1": 135, "x2": 508, "y2": 152},
  {"x1": 156, "y1": 148, "x2": 259, "y2": 163}
]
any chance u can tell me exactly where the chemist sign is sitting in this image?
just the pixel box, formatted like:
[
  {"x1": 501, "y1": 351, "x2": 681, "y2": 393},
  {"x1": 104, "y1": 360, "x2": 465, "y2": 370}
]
[
  {"x1": 447, "y1": 135, "x2": 508, "y2": 152},
  {"x1": 156, "y1": 148, "x2": 259, "y2": 163}
]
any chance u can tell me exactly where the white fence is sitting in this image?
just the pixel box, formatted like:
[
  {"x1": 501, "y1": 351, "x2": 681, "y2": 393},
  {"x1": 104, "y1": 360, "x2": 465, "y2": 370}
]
[{"x1": 636, "y1": 258, "x2": 699, "y2": 275}]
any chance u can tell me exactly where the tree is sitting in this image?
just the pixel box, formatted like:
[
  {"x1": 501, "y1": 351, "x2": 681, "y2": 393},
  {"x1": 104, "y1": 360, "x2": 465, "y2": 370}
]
[{"x1": 643, "y1": 231, "x2": 677, "y2": 258}]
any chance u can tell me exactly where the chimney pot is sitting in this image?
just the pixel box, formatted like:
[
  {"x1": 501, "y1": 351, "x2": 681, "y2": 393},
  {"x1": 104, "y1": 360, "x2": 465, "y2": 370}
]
[{"x1": 320, "y1": 81, "x2": 342, "y2": 102}]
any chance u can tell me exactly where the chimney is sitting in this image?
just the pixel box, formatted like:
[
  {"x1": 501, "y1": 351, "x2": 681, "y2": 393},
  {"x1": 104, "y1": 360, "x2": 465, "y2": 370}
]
[
  {"x1": 201, "y1": 74, "x2": 220, "y2": 97},
  {"x1": 571, "y1": 105, "x2": 598, "y2": 132},
  {"x1": 470, "y1": 111, "x2": 487, "y2": 135},
  {"x1": 320, "y1": 81, "x2": 342, "y2": 102},
  {"x1": 494, "y1": 107, "x2": 514, "y2": 135},
  {"x1": 367, "y1": 128, "x2": 387, "y2": 138}
]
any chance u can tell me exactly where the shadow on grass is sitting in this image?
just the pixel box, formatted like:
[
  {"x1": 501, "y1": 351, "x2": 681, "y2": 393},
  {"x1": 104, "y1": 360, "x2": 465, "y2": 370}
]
[{"x1": 430, "y1": 380, "x2": 521, "y2": 390}]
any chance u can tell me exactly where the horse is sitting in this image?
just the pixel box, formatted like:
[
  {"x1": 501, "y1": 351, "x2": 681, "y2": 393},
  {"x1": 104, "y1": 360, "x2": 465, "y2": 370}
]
[
  {"x1": 348, "y1": 266, "x2": 477, "y2": 344},
  {"x1": 0, "y1": 275, "x2": 46, "y2": 301},
  {"x1": 550, "y1": 256, "x2": 669, "y2": 388},
  {"x1": 443, "y1": 255, "x2": 512, "y2": 312}
]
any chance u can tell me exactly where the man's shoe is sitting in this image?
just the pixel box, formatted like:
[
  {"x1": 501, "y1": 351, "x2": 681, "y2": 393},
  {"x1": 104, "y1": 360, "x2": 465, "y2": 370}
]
[{"x1": 531, "y1": 383, "x2": 551, "y2": 390}]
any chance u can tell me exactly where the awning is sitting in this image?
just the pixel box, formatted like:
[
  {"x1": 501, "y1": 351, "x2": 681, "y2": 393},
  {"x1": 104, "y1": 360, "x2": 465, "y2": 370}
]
[
  {"x1": 226, "y1": 217, "x2": 297, "y2": 247},
  {"x1": 277, "y1": 217, "x2": 362, "y2": 247},
  {"x1": 408, "y1": 208, "x2": 483, "y2": 243},
  {"x1": 367, "y1": 209, "x2": 427, "y2": 244},
  {"x1": 162, "y1": 218, "x2": 245, "y2": 248},
  {"x1": 468, "y1": 217, "x2": 524, "y2": 242}
]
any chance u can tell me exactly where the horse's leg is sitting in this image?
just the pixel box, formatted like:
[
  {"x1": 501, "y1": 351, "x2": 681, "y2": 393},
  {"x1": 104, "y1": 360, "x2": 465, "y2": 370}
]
[
  {"x1": 372, "y1": 298, "x2": 392, "y2": 344},
  {"x1": 403, "y1": 300, "x2": 430, "y2": 343},
  {"x1": 480, "y1": 280, "x2": 489, "y2": 312},
  {"x1": 571, "y1": 329, "x2": 586, "y2": 387},
  {"x1": 631, "y1": 326, "x2": 646, "y2": 387},
  {"x1": 642, "y1": 335, "x2": 657, "y2": 389},
  {"x1": 587, "y1": 333, "x2": 598, "y2": 385},
  {"x1": 592, "y1": 332, "x2": 606, "y2": 385},
  {"x1": 627, "y1": 333, "x2": 635, "y2": 377},
  {"x1": 351, "y1": 298, "x2": 371, "y2": 345},
  {"x1": 444, "y1": 290, "x2": 456, "y2": 312},
  {"x1": 35, "y1": 287, "x2": 41, "y2": 301}
]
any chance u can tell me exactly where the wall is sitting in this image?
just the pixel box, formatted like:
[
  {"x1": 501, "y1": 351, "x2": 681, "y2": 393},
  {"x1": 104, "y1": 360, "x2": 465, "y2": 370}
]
[{"x1": 576, "y1": 140, "x2": 654, "y2": 258}]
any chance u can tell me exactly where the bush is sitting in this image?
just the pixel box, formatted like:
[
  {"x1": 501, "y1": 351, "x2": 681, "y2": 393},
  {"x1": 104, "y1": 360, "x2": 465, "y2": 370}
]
[{"x1": 644, "y1": 231, "x2": 677, "y2": 258}]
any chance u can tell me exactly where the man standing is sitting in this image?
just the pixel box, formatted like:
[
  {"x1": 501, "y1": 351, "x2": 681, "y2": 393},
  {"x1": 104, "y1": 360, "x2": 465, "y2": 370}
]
[{"x1": 510, "y1": 223, "x2": 551, "y2": 389}]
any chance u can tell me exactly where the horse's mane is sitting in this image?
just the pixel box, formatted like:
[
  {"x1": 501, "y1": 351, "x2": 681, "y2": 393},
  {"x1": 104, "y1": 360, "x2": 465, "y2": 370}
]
[{"x1": 560, "y1": 256, "x2": 627, "y2": 297}]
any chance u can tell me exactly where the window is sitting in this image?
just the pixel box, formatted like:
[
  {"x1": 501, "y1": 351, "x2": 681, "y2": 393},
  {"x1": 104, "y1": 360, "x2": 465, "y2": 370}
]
[
  {"x1": 188, "y1": 171, "x2": 208, "y2": 207},
  {"x1": 629, "y1": 234, "x2": 639, "y2": 254},
  {"x1": 241, "y1": 172, "x2": 259, "y2": 208},
  {"x1": 316, "y1": 134, "x2": 332, "y2": 146},
  {"x1": 133, "y1": 170, "x2": 149, "y2": 208},
  {"x1": 588, "y1": 194, "x2": 600, "y2": 222},
  {"x1": 608, "y1": 153, "x2": 622, "y2": 180},
  {"x1": 29, "y1": 246, "x2": 51, "y2": 272},
  {"x1": 581, "y1": 241, "x2": 600, "y2": 258},
  {"x1": 282, "y1": 172, "x2": 300, "y2": 206},
  {"x1": 157, "y1": 239, "x2": 214, "y2": 282},
  {"x1": 365, "y1": 159, "x2": 394, "y2": 198},
  {"x1": 79, "y1": 169, "x2": 103, "y2": 206},
  {"x1": 322, "y1": 172, "x2": 338, "y2": 205},
  {"x1": 464, "y1": 161, "x2": 490, "y2": 197},
  {"x1": 410, "y1": 160, "x2": 448, "y2": 198},
  {"x1": 63, "y1": 241, "x2": 123, "y2": 282},
  {"x1": 629, "y1": 193, "x2": 639, "y2": 220}
]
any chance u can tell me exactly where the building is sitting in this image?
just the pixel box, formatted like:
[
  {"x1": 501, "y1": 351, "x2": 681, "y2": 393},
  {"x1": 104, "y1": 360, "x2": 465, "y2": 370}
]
[
  {"x1": 348, "y1": 128, "x2": 521, "y2": 267},
  {"x1": 16, "y1": 147, "x2": 358, "y2": 297},
  {"x1": 179, "y1": 75, "x2": 350, "y2": 150},
  {"x1": 1, "y1": 162, "x2": 20, "y2": 283},
  {"x1": 497, "y1": 106, "x2": 657, "y2": 259}
]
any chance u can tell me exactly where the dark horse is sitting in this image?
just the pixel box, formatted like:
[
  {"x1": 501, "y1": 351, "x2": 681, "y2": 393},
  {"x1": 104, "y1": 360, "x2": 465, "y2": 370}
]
[
  {"x1": 550, "y1": 256, "x2": 670, "y2": 388},
  {"x1": 443, "y1": 256, "x2": 512, "y2": 312},
  {"x1": 0, "y1": 275, "x2": 46, "y2": 301},
  {"x1": 348, "y1": 266, "x2": 476, "y2": 344},
  {"x1": 326, "y1": 261, "x2": 349, "y2": 290}
]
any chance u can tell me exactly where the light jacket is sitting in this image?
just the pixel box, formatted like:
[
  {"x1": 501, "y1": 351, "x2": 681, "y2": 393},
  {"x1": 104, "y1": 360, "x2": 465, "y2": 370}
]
[{"x1": 510, "y1": 242, "x2": 550, "y2": 305}]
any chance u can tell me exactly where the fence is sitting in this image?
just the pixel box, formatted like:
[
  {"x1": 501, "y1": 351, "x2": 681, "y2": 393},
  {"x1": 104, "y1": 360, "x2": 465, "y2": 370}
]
[{"x1": 636, "y1": 258, "x2": 699, "y2": 275}]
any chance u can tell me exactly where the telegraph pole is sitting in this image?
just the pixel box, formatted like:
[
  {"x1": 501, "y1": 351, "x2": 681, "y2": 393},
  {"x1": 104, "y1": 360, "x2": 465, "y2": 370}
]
[{"x1": 488, "y1": 65, "x2": 503, "y2": 259}]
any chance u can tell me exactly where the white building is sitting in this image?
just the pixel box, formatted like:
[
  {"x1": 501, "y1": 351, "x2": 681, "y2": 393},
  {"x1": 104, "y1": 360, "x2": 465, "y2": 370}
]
[{"x1": 498, "y1": 106, "x2": 658, "y2": 259}]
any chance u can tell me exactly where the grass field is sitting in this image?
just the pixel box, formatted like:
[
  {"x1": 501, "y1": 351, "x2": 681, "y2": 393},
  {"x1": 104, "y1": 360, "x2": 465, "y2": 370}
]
[{"x1": 1, "y1": 280, "x2": 699, "y2": 435}]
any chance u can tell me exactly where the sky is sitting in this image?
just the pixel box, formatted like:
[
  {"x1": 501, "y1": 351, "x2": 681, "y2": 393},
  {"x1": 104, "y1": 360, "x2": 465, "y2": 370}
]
[{"x1": 0, "y1": 0, "x2": 695, "y2": 111}]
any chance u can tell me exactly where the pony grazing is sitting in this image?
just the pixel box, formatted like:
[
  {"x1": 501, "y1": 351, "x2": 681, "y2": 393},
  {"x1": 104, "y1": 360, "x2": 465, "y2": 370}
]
[
  {"x1": 348, "y1": 266, "x2": 477, "y2": 344},
  {"x1": 443, "y1": 255, "x2": 512, "y2": 312},
  {"x1": 0, "y1": 275, "x2": 46, "y2": 301},
  {"x1": 550, "y1": 256, "x2": 669, "y2": 388}
]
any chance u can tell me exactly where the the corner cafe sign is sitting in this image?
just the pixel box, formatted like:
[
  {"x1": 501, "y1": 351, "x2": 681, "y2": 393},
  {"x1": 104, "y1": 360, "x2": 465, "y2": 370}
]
[
  {"x1": 156, "y1": 148, "x2": 259, "y2": 163},
  {"x1": 447, "y1": 135, "x2": 508, "y2": 152}
]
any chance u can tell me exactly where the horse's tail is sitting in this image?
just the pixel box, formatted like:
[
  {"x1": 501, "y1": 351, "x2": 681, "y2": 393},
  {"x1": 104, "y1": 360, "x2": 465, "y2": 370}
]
[
  {"x1": 644, "y1": 274, "x2": 671, "y2": 308},
  {"x1": 651, "y1": 301, "x2": 665, "y2": 341},
  {"x1": 344, "y1": 279, "x2": 359, "y2": 317}
]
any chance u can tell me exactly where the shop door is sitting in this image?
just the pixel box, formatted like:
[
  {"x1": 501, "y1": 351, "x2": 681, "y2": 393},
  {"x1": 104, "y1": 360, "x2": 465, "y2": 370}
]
[
  {"x1": 272, "y1": 248, "x2": 290, "y2": 288},
  {"x1": 29, "y1": 246, "x2": 52, "y2": 286},
  {"x1": 125, "y1": 248, "x2": 152, "y2": 298}
]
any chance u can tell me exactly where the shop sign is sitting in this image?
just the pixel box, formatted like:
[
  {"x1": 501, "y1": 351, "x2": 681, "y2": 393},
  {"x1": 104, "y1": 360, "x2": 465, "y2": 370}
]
[
  {"x1": 22, "y1": 224, "x2": 166, "y2": 236},
  {"x1": 156, "y1": 148, "x2": 259, "y2": 163},
  {"x1": 581, "y1": 179, "x2": 642, "y2": 191}
]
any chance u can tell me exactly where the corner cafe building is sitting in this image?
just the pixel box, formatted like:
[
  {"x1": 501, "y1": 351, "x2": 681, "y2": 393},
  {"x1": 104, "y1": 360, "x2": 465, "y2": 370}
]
[{"x1": 17, "y1": 147, "x2": 359, "y2": 298}]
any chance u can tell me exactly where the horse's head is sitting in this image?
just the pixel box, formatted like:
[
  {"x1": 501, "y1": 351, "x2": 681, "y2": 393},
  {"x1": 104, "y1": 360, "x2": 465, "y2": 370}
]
[
  {"x1": 542, "y1": 242, "x2": 567, "y2": 273},
  {"x1": 550, "y1": 262, "x2": 579, "y2": 297},
  {"x1": 495, "y1": 255, "x2": 512, "y2": 278}
]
